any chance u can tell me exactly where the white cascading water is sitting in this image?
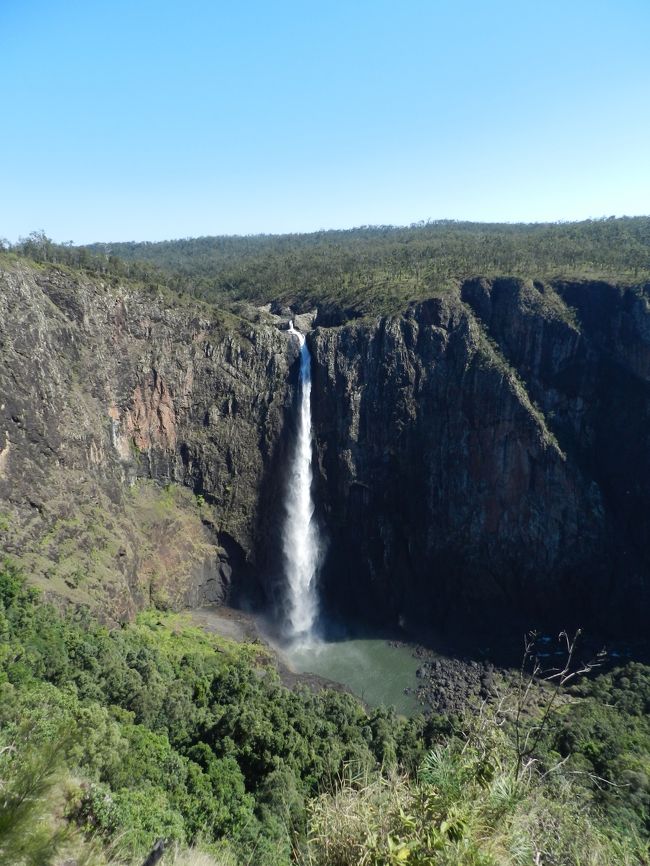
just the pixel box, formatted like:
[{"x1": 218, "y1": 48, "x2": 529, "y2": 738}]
[{"x1": 283, "y1": 321, "x2": 319, "y2": 640}]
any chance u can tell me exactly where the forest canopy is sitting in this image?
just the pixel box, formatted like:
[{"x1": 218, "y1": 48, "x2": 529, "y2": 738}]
[
  {"x1": 1, "y1": 564, "x2": 649, "y2": 864},
  {"x1": 4, "y1": 216, "x2": 650, "y2": 317}
]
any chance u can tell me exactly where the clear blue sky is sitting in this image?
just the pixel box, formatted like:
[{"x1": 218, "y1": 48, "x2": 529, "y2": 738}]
[{"x1": 1, "y1": 0, "x2": 649, "y2": 243}]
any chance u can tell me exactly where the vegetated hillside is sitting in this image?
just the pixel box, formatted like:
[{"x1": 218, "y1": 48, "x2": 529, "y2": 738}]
[
  {"x1": 1, "y1": 564, "x2": 648, "y2": 866},
  {"x1": 86, "y1": 217, "x2": 650, "y2": 314},
  {"x1": 10, "y1": 216, "x2": 650, "y2": 317}
]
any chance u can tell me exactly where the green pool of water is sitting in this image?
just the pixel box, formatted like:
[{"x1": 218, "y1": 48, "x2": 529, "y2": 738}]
[{"x1": 283, "y1": 637, "x2": 421, "y2": 715}]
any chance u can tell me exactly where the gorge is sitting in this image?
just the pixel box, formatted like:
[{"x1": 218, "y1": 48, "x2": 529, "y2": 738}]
[
  {"x1": 2, "y1": 235, "x2": 650, "y2": 864},
  {"x1": 1, "y1": 257, "x2": 650, "y2": 645}
]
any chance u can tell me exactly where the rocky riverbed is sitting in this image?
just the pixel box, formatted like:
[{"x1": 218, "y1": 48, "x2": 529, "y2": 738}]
[{"x1": 409, "y1": 647, "x2": 506, "y2": 715}]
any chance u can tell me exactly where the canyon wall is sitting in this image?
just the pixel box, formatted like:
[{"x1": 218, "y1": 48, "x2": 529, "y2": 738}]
[
  {"x1": 0, "y1": 262, "x2": 295, "y2": 620},
  {"x1": 310, "y1": 278, "x2": 650, "y2": 634},
  {"x1": 2, "y1": 261, "x2": 649, "y2": 634}
]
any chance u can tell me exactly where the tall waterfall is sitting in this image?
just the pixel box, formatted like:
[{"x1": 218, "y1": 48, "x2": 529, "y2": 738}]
[{"x1": 283, "y1": 321, "x2": 319, "y2": 640}]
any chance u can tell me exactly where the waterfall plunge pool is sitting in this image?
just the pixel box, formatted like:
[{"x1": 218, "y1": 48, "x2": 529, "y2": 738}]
[{"x1": 280, "y1": 636, "x2": 422, "y2": 715}]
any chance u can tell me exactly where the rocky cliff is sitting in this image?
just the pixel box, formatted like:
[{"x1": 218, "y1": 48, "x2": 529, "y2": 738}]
[
  {"x1": 310, "y1": 278, "x2": 650, "y2": 635},
  {"x1": 0, "y1": 261, "x2": 296, "y2": 620},
  {"x1": 2, "y1": 261, "x2": 649, "y2": 635}
]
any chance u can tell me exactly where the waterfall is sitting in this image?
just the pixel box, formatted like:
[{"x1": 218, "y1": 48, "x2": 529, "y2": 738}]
[{"x1": 283, "y1": 321, "x2": 319, "y2": 641}]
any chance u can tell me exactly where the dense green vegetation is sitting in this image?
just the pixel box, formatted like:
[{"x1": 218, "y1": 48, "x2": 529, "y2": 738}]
[
  {"x1": 545, "y1": 664, "x2": 650, "y2": 837},
  {"x1": 1, "y1": 563, "x2": 649, "y2": 865},
  {"x1": 5, "y1": 217, "x2": 650, "y2": 317},
  {"x1": 0, "y1": 563, "x2": 443, "y2": 865}
]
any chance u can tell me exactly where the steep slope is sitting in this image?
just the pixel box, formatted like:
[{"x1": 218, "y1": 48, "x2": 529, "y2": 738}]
[{"x1": 0, "y1": 261, "x2": 295, "y2": 620}]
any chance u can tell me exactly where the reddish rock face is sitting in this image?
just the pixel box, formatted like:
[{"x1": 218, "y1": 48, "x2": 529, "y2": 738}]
[{"x1": 123, "y1": 372, "x2": 178, "y2": 452}]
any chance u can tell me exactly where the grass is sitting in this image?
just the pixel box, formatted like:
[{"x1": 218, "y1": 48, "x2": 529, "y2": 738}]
[
  {"x1": 304, "y1": 725, "x2": 648, "y2": 866},
  {"x1": 133, "y1": 609, "x2": 271, "y2": 667},
  {"x1": 3, "y1": 477, "x2": 225, "y2": 621}
]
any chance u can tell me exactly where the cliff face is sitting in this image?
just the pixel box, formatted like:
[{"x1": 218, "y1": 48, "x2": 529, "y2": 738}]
[
  {"x1": 0, "y1": 262, "x2": 295, "y2": 620},
  {"x1": 2, "y1": 262, "x2": 649, "y2": 634},
  {"x1": 310, "y1": 278, "x2": 650, "y2": 634}
]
